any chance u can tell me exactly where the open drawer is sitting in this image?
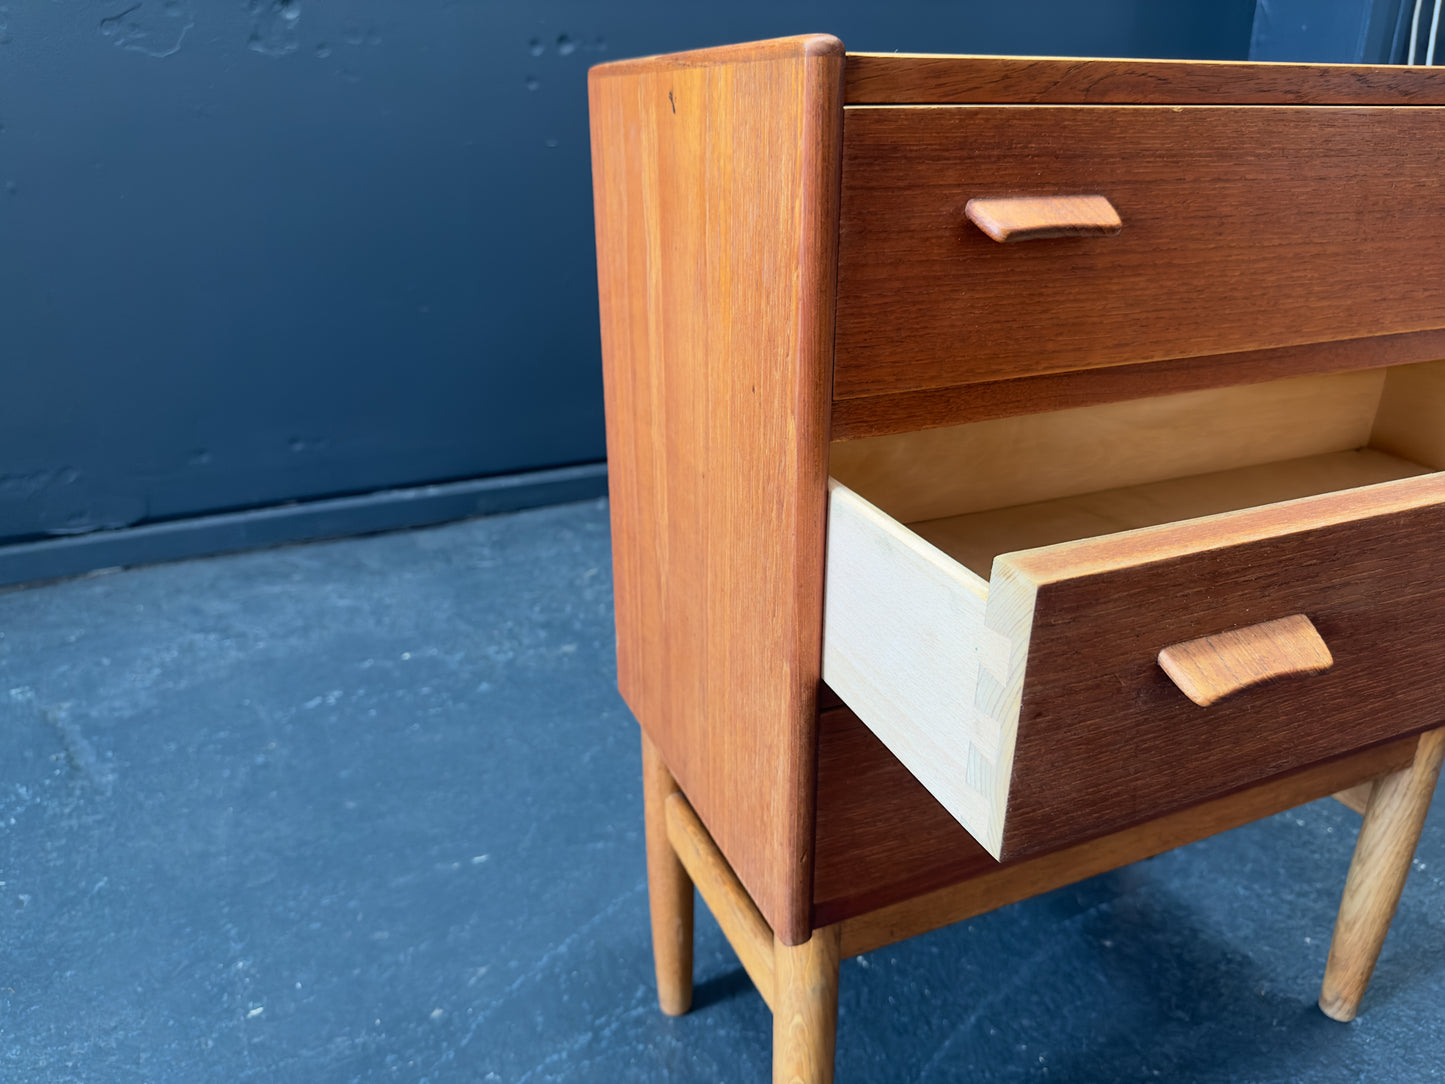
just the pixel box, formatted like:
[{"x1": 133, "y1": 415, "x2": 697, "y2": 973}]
[{"x1": 822, "y1": 362, "x2": 1445, "y2": 860}]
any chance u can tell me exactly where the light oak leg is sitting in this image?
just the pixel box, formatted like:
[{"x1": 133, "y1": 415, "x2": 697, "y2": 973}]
[
  {"x1": 642, "y1": 731, "x2": 693, "y2": 1016},
  {"x1": 772, "y1": 926, "x2": 841, "y2": 1084},
  {"x1": 1319, "y1": 727, "x2": 1445, "y2": 1022}
]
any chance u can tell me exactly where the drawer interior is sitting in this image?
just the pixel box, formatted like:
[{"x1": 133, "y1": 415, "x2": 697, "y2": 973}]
[{"x1": 830, "y1": 360, "x2": 1445, "y2": 579}]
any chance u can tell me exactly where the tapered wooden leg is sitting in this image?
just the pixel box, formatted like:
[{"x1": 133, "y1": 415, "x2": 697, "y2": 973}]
[
  {"x1": 642, "y1": 731, "x2": 694, "y2": 1016},
  {"x1": 773, "y1": 926, "x2": 841, "y2": 1084},
  {"x1": 1319, "y1": 727, "x2": 1445, "y2": 1022}
]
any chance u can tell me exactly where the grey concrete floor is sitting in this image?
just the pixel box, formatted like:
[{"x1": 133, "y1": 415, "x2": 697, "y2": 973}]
[{"x1": 2, "y1": 497, "x2": 1443, "y2": 1083}]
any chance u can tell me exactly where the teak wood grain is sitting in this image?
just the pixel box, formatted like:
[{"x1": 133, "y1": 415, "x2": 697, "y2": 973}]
[
  {"x1": 993, "y1": 474, "x2": 1445, "y2": 860},
  {"x1": 843, "y1": 53, "x2": 1445, "y2": 106},
  {"x1": 589, "y1": 35, "x2": 843, "y2": 944},
  {"x1": 834, "y1": 105, "x2": 1445, "y2": 397}
]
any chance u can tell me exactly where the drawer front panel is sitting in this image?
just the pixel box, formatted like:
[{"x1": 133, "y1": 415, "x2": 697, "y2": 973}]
[
  {"x1": 996, "y1": 476, "x2": 1445, "y2": 860},
  {"x1": 834, "y1": 105, "x2": 1445, "y2": 398}
]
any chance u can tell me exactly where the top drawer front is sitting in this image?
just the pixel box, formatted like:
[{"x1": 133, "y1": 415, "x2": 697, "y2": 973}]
[{"x1": 834, "y1": 105, "x2": 1445, "y2": 399}]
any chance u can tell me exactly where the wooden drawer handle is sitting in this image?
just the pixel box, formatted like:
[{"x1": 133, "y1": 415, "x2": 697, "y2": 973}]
[
  {"x1": 1158, "y1": 614, "x2": 1333, "y2": 707},
  {"x1": 964, "y1": 195, "x2": 1122, "y2": 243}
]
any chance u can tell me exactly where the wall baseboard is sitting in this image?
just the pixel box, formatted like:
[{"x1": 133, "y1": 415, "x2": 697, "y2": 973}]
[{"x1": 0, "y1": 462, "x2": 608, "y2": 590}]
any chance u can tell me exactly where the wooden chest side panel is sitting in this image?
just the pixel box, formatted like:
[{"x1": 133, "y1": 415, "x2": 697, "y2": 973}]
[{"x1": 589, "y1": 36, "x2": 843, "y2": 943}]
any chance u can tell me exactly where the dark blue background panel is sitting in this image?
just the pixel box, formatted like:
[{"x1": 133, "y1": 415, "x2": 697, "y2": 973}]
[
  {"x1": 1, "y1": 1, "x2": 609, "y2": 543},
  {"x1": 0, "y1": 1, "x2": 1254, "y2": 550},
  {"x1": 1249, "y1": 0, "x2": 1407, "y2": 63}
]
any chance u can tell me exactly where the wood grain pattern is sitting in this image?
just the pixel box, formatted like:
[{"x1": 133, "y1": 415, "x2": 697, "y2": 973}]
[
  {"x1": 835, "y1": 105, "x2": 1445, "y2": 397},
  {"x1": 642, "y1": 732, "x2": 693, "y2": 1015},
  {"x1": 1320, "y1": 729, "x2": 1445, "y2": 1021},
  {"x1": 830, "y1": 369, "x2": 1388, "y2": 526},
  {"x1": 965, "y1": 194, "x2": 1122, "y2": 242},
  {"x1": 772, "y1": 926, "x2": 841, "y2": 1084},
  {"x1": 830, "y1": 330, "x2": 1445, "y2": 440},
  {"x1": 844, "y1": 53, "x2": 1445, "y2": 106},
  {"x1": 995, "y1": 473, "x2": 1445, "y2": 860},
  {"x1": 1158, "y1": 614, "x2": 1334, "y2": 707},
  {"x1": 820, "y1": 711, "x2": 1422, "y2": 947},
  {"x1": 665, "y1": 791, "x2": 777, "y2": 1011},
  {"x1": 590, "y1": 35, "x2": 843, "y2": 944}
]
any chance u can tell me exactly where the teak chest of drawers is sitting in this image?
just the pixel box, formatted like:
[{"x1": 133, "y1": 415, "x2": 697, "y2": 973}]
[{"x1": 588, "y1": 36, "x2": 1445, "y2": 1082}]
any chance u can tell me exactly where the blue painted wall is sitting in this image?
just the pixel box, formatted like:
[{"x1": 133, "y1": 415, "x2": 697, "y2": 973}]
[
  {"x1": 0, "y1": 1, "x2": 1256, "y2": 550},
  {"x1": 1249, "y1": 0, "x2": 1408, "y2": 63}
]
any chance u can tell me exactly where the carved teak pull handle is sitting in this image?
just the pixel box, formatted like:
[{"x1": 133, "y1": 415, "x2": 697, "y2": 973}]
[
  {"x1": 1158, "y1": 614, "x2": 1334, "y2": 707},
  {"x1": 965, "y1": 195, "x2": 1122, "y2": 243}
]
